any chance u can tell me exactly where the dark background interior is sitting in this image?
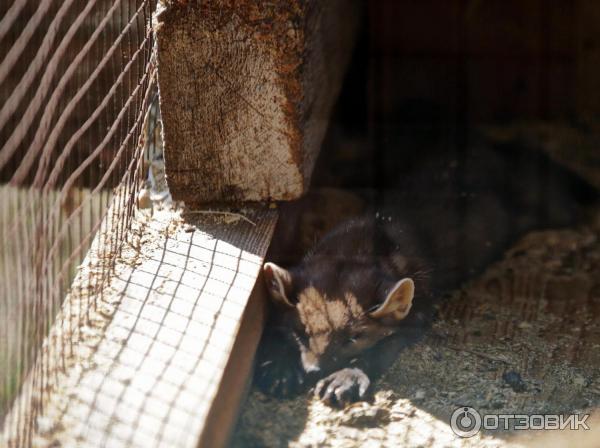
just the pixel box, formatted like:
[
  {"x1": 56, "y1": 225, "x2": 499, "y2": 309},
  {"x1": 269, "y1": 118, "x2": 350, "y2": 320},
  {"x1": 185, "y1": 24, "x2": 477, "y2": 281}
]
[{"x1": 312, "y1": 0, "x2": 600, "y2": 192}]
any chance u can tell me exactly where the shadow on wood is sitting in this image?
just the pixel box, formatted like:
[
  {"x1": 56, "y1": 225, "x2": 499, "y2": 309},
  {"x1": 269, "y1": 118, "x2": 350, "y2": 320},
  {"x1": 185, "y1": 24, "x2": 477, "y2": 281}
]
[{"x1": 2, "y1": 204, "x2": 277, "y2": 448}]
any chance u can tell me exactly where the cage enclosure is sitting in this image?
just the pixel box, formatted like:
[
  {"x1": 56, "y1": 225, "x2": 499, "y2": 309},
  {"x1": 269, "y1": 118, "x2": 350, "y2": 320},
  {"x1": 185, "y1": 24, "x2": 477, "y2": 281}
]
[{"x1": 1, "y1": 1, "x2": 600, "y2": 448}]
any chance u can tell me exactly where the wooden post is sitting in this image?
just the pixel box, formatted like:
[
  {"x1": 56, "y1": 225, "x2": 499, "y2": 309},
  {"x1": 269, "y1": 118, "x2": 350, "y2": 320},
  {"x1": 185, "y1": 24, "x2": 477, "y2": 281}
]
[{"x1": 155, "y1": 0, "x2": 361, "y2": 203}]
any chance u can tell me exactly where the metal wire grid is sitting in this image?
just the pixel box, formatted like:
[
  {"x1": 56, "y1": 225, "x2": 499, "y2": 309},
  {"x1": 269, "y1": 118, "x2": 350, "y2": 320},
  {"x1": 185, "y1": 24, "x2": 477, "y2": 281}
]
[{"x1": 0, "y1": 0, "x2": 157, "y2": 443}]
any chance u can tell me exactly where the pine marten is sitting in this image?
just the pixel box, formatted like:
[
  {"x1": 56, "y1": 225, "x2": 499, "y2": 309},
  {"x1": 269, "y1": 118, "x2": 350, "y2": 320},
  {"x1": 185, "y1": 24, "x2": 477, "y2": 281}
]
[{"x1": 255, "y1": 143, "x2": 597, "y2": 407}]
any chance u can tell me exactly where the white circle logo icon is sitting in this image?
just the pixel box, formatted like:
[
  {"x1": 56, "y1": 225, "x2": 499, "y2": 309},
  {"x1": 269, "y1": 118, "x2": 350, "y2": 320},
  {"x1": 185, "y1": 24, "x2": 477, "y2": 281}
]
[{"x1": 451, "y1": 407, "x2": 482, "y2": 438}]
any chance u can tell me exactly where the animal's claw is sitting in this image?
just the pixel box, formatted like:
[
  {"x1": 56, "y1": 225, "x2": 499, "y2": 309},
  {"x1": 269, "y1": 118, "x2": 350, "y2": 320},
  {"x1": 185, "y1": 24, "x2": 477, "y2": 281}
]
[{"x1": 314, "y1": 367, "x2": 370, "y2": 407}]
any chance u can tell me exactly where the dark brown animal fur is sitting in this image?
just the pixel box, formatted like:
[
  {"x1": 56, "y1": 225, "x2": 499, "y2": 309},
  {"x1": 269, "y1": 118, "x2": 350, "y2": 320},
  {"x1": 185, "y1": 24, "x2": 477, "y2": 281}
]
[{"x1": 255, "y1": 144, "x2": 596, "y2": 406}]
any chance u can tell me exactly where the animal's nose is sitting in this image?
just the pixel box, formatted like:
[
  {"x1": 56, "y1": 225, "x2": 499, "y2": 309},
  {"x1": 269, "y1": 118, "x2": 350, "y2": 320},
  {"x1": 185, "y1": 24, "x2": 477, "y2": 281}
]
[
  {"x1": 300, "y1": 352, "x2": 321, "y2": 374},
  {"x1": 304, "y1": 363, "x2": 320, "y2": 374}
]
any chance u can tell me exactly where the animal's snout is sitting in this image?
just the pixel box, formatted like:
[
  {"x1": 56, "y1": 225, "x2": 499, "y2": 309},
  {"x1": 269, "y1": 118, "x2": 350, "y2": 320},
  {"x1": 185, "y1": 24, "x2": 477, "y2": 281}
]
[
  {"x1": 300, "y1": 351, "x2": 321, "y2": 374},
  {"x1": 304, "y1": 363, "x2": 320, "y2": 374}
]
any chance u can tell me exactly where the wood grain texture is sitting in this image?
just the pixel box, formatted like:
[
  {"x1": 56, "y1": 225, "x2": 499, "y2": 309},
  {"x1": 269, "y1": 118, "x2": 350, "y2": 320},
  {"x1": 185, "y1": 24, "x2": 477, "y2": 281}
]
[
  {"x1": 2, "y1": 204, "x2": 277, "y2": 448},
  {"x1": 155, "y1": 0, "x2": 361, "y2": 203},
  {"x1": 198, "y1": 269, "x2": 267, "y2": 448}
]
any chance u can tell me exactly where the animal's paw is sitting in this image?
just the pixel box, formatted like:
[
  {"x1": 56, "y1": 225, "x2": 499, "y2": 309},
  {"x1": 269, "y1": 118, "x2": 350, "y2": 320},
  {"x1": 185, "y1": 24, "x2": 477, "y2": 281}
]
[
  {"x1": 314, "y1": 368, "x2": 370, "y2": 407},
  {"x1": 255, "y1": 357, "x2": 306, "y2": 398}
]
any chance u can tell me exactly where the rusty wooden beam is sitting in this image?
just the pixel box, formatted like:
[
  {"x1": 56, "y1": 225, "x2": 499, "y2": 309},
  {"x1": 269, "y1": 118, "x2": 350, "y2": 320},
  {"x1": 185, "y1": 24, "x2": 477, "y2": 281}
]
[{"x1": 155, "y1": 0, "x2": 361, "y2": 203}]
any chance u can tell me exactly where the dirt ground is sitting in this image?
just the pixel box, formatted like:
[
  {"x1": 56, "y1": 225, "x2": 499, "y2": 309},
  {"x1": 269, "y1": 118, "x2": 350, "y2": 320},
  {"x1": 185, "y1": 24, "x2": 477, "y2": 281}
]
[{"x1": 231, "y1": 207, "x2": 600, "y2": 447}]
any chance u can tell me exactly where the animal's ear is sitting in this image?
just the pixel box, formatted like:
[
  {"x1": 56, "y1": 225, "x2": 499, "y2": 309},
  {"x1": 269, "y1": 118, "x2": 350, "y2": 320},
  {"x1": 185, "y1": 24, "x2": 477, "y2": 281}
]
[
  {"x1": 369, "y1": 278, "x2": 414, "y2": 321},
  {"x1": 263, "y1": 262, "x2": 294, "y2": 307}
]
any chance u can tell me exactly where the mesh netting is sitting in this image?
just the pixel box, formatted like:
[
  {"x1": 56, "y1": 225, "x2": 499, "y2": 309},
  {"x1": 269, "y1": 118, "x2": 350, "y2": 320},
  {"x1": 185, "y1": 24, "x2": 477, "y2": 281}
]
[{"x1": 0, "y1": 0, "x2": 157, "y2": 443}]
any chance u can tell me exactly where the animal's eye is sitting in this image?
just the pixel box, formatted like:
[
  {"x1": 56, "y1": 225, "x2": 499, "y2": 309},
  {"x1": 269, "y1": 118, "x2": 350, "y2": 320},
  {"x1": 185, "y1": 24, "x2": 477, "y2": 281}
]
[
  {"x1": 367, "y1": 304, "x2": 380, "y2": 313},
  {"x1": 293, "y1": 331, "x2": 309, "y2": 347},
  {"x1": 347, "y1": 331, "x2": 364, "y2": 344}
]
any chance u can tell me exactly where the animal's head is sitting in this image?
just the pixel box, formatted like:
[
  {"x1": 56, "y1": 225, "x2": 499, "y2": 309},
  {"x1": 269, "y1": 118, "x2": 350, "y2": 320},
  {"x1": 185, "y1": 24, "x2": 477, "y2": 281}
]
[{"x1": 263, "y1": 261, "x2": 416, "y2": 375}]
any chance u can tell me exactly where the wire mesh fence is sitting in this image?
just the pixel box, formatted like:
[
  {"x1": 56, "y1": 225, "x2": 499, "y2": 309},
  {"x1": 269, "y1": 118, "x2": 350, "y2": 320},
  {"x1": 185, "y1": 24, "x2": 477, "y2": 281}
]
[{"x1": 0, "y1": 0, "x2": 157, "y2": 443}]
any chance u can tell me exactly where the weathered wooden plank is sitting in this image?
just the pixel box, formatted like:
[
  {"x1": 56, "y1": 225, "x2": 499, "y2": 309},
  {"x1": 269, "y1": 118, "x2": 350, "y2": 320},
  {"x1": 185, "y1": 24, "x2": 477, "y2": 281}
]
[
  {"x1": 198, "y1": 268, "x2": 267, "y2": 448},
  {"x1": 155, "y1": 0, "x2": 361, "y2": 203},
  {"x1": 2, "y1": 202, "x2": 277, "y2": 448}
]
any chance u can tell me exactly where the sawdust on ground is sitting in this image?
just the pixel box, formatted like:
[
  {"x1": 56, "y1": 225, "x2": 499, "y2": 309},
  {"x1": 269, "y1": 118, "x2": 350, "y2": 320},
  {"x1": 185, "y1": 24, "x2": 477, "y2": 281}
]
[{"x1": 231, "y1": 209, "x2": 600, "y2": 448}]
